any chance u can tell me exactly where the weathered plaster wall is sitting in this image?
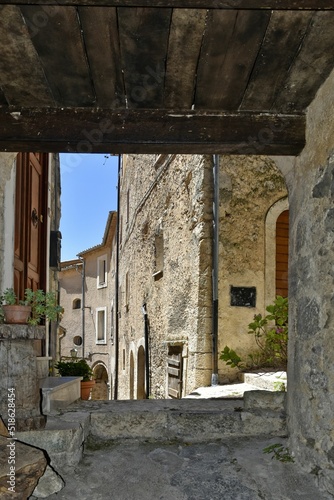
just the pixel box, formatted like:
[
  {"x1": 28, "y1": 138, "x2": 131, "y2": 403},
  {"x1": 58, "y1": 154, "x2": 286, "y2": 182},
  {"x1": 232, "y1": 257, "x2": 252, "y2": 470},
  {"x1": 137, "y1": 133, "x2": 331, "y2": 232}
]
[
  {"x1": 118, "y1": 154, "x2": 213, "y2": 399},
  {"x1": 59, "y1": 264, "x2": 83, "y2": 356},
  {"x1": 287, "y1": 66, "x2": 334, "y2": 496},
  {"x1": 0, "y1": 153, "x2": 17, "y2": 290},
  {"x1": 59, "y1": 240, "x2": 116, "y2": 399},
  {"x1": 217, "y1": 155, "x2": 288, "y2": 382}
]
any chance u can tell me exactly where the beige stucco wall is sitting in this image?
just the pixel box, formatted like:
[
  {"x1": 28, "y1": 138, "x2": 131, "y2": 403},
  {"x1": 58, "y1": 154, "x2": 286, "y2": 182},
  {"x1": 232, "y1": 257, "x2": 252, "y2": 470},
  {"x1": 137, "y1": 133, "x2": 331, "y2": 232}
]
[
  {"x1": 217, "y1": 155, "x2": 288, "y2": 382},
  {"x1": 118, "y1": 154, "x2": 213, "y2": 399},
  {"x1": 59, "y1": 237, "x2": 116, "y2": 399}
]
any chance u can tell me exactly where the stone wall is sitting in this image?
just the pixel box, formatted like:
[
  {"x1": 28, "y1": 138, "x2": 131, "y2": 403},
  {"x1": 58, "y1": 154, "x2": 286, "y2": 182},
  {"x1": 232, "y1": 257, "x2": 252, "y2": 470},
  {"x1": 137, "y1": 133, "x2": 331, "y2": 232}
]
[
  {"x1": 287, "y1": 65, "x2": 334, "y2": 496},
  {"x1": 118, "y1": 154, "x2": 213, "y2": 399},
  {"x1": 217, "y1": 155, "x2": 288, "y2": 382}
]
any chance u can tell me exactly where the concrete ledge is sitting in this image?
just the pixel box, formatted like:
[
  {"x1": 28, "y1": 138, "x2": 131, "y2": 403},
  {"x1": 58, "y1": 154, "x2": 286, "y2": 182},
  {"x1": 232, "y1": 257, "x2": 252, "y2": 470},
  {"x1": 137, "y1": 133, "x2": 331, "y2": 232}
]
[{"x1": 40, "y1": 377, "x2": 81, "y2": 414}]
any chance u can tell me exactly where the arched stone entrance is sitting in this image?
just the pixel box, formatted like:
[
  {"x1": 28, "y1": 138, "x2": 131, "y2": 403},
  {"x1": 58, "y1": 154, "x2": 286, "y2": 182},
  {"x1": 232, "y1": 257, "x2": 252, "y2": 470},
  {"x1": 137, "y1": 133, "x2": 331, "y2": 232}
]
[
  {"x1": 137, "y1": 346, "x2": 146, "y2": 400},
  {"x1": 91, "y1": 363, "x2": 109, "y2": 400}
]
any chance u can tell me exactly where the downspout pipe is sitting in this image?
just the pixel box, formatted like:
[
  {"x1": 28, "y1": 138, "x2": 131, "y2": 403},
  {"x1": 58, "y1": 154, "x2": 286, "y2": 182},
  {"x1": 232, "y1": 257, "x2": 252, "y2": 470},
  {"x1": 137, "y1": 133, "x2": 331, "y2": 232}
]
[
  {"x1": 212, "y1": 154, "x2": 219, "y2": 386},
  {"x1": 142, "y1": 302, "x2": 150, "y2": 399},
  {"x1": 114, "y1": 154, "x2": 121, "y2": 400},
  {"x1": 78, "y1": 256, "x2": 86, "y2": 359}
]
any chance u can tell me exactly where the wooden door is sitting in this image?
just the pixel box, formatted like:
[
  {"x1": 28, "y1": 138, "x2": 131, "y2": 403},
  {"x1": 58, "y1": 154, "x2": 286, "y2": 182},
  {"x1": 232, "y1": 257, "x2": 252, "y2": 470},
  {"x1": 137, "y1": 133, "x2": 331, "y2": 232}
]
[
  {"x1": 276, "y1": 210, "x2": 289, "y2": 298},
  {"x1": 167, "y1": 346, "x2": 183, "y2": 399},
  {"x1": 14, "y1": 153, "x2": 48, "y2": 300}
]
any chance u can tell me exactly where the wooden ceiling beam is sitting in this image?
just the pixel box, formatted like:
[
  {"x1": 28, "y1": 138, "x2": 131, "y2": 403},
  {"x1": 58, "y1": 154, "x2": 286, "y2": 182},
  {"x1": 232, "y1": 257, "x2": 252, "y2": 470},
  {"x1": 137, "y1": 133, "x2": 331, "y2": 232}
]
[
  {"x1": 0, "y1": 1, "x2": 333, "y2": 9},
  {"x1": 0, "y1": 107, "x2": 305, "y2": 155}
]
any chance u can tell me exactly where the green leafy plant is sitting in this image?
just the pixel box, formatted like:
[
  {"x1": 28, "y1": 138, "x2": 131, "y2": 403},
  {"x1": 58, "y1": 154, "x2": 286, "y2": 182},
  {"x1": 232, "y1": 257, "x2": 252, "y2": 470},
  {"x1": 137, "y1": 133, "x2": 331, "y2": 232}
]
[
  {"x1": 1, "y1": 288, "x2": 17, "y2": 305},
  {"x1": 0, "y1": 288, "x2": 63, "y2": 325},
  {"x1": 220, "y1": 296, "x2": 288, "y2": 371},
  {"x1": 23, "y1": 289, "x2": 63, "y2": 325},
  {"x1": 55, "y1": 359, "x2": 94, "y2": 382},
  {"x1": 263, "y1": 443, "x2": 294, "y2": 463},
  {"x1": 220, "y1": 346, "x2": 244, "y2": 369}
]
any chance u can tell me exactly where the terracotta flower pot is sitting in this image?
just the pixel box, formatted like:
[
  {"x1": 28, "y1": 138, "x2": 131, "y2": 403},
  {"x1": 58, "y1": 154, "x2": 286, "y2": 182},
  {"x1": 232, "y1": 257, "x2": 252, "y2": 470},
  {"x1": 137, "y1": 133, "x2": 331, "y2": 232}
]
[
  {"x1": 3, "y1": 305, "x2": 31, "y2": 324},
  {"x1": 80, "y1": 380, "x2": 95, "y2": 400}
]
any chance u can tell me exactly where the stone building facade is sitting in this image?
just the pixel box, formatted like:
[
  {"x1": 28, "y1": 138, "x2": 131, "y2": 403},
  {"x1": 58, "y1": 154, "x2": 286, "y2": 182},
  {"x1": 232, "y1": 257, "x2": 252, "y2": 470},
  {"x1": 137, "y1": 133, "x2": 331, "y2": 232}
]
[
  {"x1": 117, "y1": 153, "x2": 288, "y2": 399},
  {"x1": 59, "y1": 211, "x2": 117, "y2": 400}
]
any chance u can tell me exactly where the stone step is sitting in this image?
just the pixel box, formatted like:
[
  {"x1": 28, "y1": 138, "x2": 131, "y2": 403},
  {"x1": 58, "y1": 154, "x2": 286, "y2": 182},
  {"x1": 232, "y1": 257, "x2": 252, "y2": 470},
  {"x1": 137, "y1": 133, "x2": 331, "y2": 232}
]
[
  {"x1": 242, "y1": 371, "x2": 287, "y2": 391},
  {"x1": 15, "y1": 411, "x2": 90, "y2": 472},
  {"x1": 74, "y1": 393, "x2": 287, "y2": 447}
]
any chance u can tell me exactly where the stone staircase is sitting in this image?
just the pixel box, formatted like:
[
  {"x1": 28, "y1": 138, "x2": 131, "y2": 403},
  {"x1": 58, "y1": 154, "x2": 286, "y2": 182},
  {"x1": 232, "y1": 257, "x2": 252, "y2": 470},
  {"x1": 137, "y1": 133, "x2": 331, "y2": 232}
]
[{"x1": 17, "y1": 390, "x2": 286, "y2": 481}]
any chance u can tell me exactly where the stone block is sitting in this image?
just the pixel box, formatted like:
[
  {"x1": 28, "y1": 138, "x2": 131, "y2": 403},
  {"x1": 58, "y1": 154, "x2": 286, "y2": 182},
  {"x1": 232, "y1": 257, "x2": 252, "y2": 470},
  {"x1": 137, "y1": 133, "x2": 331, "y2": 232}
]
[
  {"x1": 31, "y1": 465, "x2": 64, "y2": 498},
  {"x1": 241, "y1": 411, "x2": 287, "y2": 437},
  {"x1": 243, "y1": 390, "x2": 286, "y2": 412},
  {"x1": 90, "y1": 408, "x2": 169, "y2": 442},
  {"x1": 0, "y1": 435, "x2": 47, "y2": 499},
  {"x1": 15, "y1": 412, "x2": 89, "y2": 471}
]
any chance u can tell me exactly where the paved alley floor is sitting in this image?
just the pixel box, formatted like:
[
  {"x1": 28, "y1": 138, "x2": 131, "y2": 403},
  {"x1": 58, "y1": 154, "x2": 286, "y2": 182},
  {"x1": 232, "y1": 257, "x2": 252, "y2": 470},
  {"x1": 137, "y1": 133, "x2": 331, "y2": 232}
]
[{"x1": 44, "y1": 436, "x2": 327, "y2": 500}]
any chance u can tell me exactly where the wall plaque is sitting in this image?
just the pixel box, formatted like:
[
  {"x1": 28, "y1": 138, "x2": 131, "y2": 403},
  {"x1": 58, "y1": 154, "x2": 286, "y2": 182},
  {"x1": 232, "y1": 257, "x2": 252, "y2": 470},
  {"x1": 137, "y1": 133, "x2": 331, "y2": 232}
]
[{"x1": 230, "y1": 286, "x2": 256, "y2": 307}]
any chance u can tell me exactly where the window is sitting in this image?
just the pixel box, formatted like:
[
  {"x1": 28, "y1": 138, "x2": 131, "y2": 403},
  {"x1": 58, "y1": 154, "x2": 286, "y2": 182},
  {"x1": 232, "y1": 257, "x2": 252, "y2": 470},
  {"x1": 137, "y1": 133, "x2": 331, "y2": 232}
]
[
  {"x1": 96, "y1": 307, "x2": 107, "y2": 344},
  {"x1": 97, "y1": 255, "x2": 107, "y2": 288},
  {"x1": 73, "y1": 335, "x2": 83, "y2": 346},
  {"x1": 72, "y1": 298, "x2": 81, "y2": 309},
  {"x1": 153, "y1": 231, "x2": 164, "y2": 281}
]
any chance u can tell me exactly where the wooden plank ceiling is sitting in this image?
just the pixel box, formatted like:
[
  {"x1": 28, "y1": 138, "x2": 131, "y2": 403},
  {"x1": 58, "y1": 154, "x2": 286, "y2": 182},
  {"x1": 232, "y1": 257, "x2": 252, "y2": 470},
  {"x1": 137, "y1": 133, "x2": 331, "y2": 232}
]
[{"x1": 0, "y1": 2, "x2": 334, "y2": 154}]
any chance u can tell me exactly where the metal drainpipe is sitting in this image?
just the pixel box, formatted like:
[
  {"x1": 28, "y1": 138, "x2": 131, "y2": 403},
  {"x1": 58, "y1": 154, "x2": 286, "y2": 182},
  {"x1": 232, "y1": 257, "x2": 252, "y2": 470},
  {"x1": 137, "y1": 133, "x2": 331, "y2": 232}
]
[
  {"x1": 212, "y1": 154, "x2": 219, "y2": 386},
  {"x1": 142, "y1": 303, "x2": 150, "y2": 399},
  {"x1": 114, "y1": 154, "x2": 121, "y2": 400},
  {"x1": 78, "y1": 256, "x2": 86, "y2": 359}
]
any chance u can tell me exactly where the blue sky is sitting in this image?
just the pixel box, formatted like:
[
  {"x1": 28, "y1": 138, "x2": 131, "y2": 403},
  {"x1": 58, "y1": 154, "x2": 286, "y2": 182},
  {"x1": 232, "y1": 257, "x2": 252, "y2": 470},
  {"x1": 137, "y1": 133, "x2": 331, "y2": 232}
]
[{"x1": 60, "y1": 153, "x2": 119, "y2": 262}]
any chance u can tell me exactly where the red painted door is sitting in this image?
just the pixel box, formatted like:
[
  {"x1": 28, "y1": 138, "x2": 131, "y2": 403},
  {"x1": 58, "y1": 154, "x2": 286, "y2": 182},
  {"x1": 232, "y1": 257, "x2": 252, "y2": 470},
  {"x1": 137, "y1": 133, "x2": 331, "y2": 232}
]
[
  {"x1": 14, "y1": 153, "x2": 48, "y2": 300},
  {"x1": 276, "y1": 210, "x2": 289, "y2": 298}
]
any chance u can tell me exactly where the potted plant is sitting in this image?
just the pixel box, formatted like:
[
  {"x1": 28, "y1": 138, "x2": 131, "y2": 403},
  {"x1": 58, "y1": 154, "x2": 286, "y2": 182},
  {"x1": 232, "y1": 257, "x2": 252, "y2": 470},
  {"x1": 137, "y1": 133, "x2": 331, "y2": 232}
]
[
  {"x1": 55, "y1": 359, "x2": 95, "y2": 400},
  {"x1": 0, "y1": 288, "x2": 31, "y2": 324},
  {"x1": 0, "y1": 288, "x2": 63, "y2": 325}
]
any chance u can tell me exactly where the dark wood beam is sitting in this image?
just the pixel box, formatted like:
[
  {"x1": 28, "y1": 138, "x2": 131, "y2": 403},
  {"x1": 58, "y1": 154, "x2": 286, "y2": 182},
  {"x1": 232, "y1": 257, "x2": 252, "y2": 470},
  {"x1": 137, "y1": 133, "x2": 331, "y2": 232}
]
[
  {"x1": 0, "y1": 107, "x2": 305, "y2": 155},
  {"x1": 0, "y1": 1, "x2": 333, "y2": 9}
]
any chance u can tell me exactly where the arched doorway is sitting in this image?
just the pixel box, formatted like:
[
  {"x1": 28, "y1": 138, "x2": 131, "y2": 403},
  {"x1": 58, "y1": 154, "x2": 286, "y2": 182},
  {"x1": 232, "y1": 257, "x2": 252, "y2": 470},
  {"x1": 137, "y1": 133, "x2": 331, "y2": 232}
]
[
  {"x1": 137, "y1": 346, "x2": 146, "y2": 400},
  {"x1": 264, "y1": 197, "x2": 289, "y2": 306},
  {"x1": 129, "y1": 351, "x2": 134, "y2": 400},
  {"x1": 91, "y1": 364, "x2": 109, "y2": 400},
  {"x1": 276, "y1": 210, "x2": 289, "y2": 298}
]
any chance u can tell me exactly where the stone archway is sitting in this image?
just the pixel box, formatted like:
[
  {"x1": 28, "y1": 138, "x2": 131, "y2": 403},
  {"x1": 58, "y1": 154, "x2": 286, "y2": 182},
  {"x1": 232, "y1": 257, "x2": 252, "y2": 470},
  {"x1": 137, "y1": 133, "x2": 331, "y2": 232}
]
[
  {"x1": 91, "y1": 363, "x2": 109, "y2": 400},
  {"x1": 137, "y1": 346, "x2": 146, "y2": 400}
]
